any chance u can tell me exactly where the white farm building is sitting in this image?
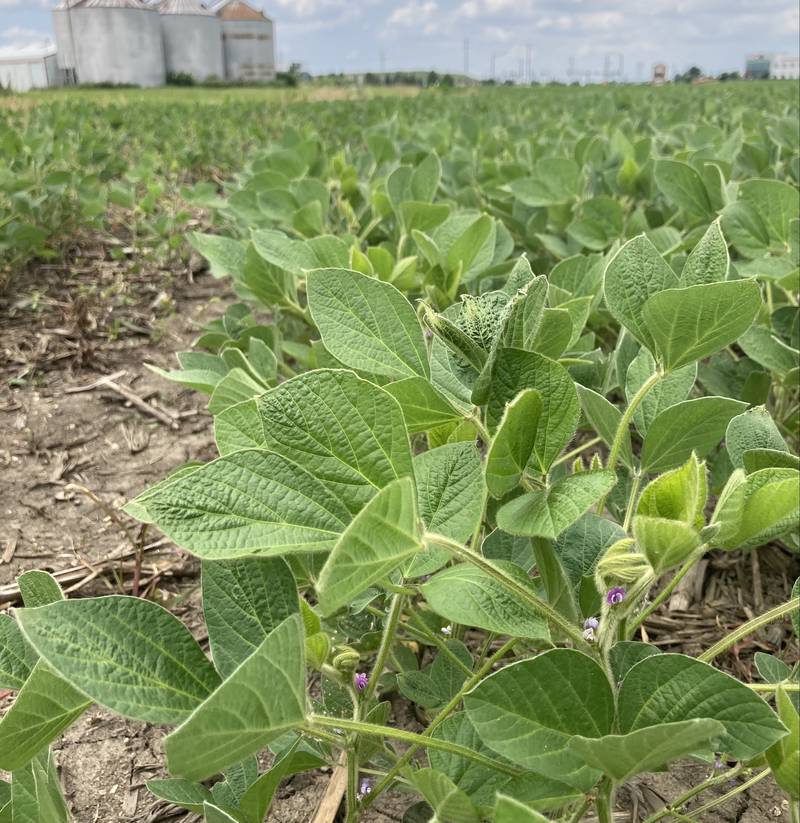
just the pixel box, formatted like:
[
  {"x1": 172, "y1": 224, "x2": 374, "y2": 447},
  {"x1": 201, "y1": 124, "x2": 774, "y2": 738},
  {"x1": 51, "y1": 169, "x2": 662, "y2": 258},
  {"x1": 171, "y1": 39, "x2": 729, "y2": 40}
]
[
  {"x1": 43, "y1": 0, "x2": 276, "y2": 89},
  {"x1": 0, "y1": 42, "x2": 60, "y2": 93}
]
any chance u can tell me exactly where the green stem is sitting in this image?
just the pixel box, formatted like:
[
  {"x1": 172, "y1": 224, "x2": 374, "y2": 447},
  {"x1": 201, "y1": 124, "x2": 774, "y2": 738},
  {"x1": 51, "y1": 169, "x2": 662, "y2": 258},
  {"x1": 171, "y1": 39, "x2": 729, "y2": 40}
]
[
  {"x1": 567, "y1": 795, "x2": 592, "y2": 823},
  {"x1": 641, "y1": 764, "x2": 745, "y2": 823},
  {"x1": 363, "y1": 594, "x2": 405, "y2": 703},
  {"x1": 406, "y1": 612, "x2": 473, "y2": 677},
  {"x1": 608, "y1": 370, "x2": 662, "y2": 472},
  {"x1": 596, "y1": 778, "x2": 616, "y2": 823},
  {"x1": 622, "y1": 471, "x2": 641, "y2": 532},
  {"x1": 359, "y1": 637, "x2": 518, "y2": 811},
  {"x1": 345, "y1": 747, "x2": 359, "y2": 823},
  {"x1": 308, "y1": 715, "x2": 522, "y2": 776},
  {"x1": 791, "y1": 799, "x2": 800, "y2": 823},
  {"x1": 700, "y1": 598, "x2": 800, "y2": 663},
  {"x1": 551, "y1": 436, "x2": 603, "y2": 469},
  {"x1": 686, "y1": 769, "x2": 769, "y2": 819},
  {"x1": 748, "y1": 682, "x2": 800, "y2": 692},
  {"x1": 469, "y1": 412, "x2": 491, "y2": 445},
  {"x1": 426, "y1": 533, "x2": 591, "y2": 651},
  {"x1": 626, "y1": 546, "x2": 706, "y2": 639}
]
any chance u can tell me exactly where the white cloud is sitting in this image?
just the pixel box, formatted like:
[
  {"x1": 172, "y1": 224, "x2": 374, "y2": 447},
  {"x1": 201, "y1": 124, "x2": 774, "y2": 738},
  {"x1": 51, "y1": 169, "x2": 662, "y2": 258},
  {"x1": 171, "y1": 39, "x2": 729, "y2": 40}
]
[{"x1": 388, "y1": 0, "x2": 439, "y2": 26}]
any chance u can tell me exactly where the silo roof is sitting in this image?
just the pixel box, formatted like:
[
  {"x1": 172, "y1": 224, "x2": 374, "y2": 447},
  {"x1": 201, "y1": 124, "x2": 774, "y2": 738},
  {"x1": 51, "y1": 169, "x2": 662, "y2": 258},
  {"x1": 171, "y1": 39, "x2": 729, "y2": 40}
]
[
  {"x1": 159, "y1": 0, "x2": 215, "y2": 14},
  {"x1": 68, "y1": 0, "x2": 154, "y2": 8},
  {"x1": 213, "y1": 0, "x2": 270, "y2": 21}
]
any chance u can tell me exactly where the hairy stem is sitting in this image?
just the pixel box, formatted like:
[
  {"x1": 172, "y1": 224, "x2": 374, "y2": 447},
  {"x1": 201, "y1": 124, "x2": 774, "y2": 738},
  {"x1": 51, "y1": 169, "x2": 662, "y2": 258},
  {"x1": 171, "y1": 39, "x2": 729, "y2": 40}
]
[
  {"x1": 622, "y1": 471, "x2": 641, "y2": 532},
  {"x1": 595, "y1": 779, "x2": 616, "y2": 823},
  {"x1": 426, "y1": 532, "x2": 590, "y2": 650},
  {"x1": 363, "y1": 594, "x2": 405, "y2": 703},
  {"x1": 686, "y1": 769, "x2": 769, "y2": 819},
  {"x1": 700, "y1": 598, "x2": 800, "y2": 663},
  {"x1": 641, "y1": 764, "x2": 745, "y2": 823},
  {"x1": 308, "y1": 715, "x2": 522, "y2": 776},
  {"x1": 359, "y1": 637, "x2": 518, "y2": 811}
]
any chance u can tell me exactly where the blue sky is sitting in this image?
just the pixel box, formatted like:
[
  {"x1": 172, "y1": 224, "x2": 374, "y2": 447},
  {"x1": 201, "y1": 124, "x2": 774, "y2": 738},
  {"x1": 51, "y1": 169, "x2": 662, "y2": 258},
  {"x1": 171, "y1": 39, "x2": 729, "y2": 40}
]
[{"x1": 1, "y1": 0, "x2": 798, "y2": 80}]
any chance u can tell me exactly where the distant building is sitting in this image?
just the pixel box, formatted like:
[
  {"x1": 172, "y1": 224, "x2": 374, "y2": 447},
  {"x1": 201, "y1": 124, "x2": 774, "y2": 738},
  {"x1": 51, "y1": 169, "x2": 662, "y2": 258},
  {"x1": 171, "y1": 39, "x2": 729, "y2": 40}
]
[
  {"x1": 49, "y1": 0, "x2": 275, "y2": 88},
  {"x1": 652, "y1": 63, "x2": 667, "y2": 85},
  {"x1": 0, "y1": 42, "x2": 62, "y2": 92},
  {"x1": 771, "y1": 54, "x2": 799, "y2": 80},
  {"x1": 745, "y1": 53, "x2": 772, "y2": 79}
]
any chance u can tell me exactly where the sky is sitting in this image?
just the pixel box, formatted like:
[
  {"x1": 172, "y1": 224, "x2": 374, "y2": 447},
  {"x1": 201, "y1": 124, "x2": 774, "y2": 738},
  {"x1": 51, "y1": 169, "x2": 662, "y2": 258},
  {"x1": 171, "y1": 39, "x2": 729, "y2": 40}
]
[{"x1": 1, "y1": 0, "x2": 798, "y2": 81}]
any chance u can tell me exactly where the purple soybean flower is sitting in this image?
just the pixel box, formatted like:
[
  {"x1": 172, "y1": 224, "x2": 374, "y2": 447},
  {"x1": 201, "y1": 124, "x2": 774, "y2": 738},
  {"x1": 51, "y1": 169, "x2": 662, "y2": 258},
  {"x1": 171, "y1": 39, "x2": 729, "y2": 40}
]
[
  {"x1": 583, "y1": 617, "x2": 599, "y2": 630},
  {"x1": 606, "y1": 586, "x2": 626, "y2": 606},
  {"x1": 358, "y1": 778, "x2": 372, "y2": 799},
  {"x1": 354, "y1": 672, "x2": 369, "y2": 692}
]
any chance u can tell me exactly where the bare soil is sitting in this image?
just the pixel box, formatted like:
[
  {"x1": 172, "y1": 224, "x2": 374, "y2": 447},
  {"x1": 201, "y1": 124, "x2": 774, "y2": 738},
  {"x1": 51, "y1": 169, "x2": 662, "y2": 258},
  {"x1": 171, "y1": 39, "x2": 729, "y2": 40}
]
[{"x1": 0, "y1": 244, "x2": 797, "y2": 822}]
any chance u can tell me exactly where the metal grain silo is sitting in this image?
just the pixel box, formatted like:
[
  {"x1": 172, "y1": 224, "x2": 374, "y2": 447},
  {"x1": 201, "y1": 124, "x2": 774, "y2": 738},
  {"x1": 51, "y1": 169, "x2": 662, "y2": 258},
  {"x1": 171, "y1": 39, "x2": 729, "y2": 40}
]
[
  {"x1": 53, "y1": 0, "x2": 80, "y2": 76},
  {"x1": 214, "y1": 0, "x2": 276, "y2": 83},
  {"x1": 65, "y1": 0, "x2": 166, "y2": 87},
  {"x1": 159, "y1": 0, "x2": 224, "y2": 81}
]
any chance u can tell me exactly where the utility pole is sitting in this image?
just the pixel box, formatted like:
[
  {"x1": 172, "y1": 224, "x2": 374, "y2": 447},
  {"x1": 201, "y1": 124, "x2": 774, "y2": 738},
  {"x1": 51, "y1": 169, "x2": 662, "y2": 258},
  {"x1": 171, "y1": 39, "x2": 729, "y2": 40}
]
[
  {"x1": 463, "y1": 38, "x2": 470, "y2": 76},
  {"x1": 525, "y1": 42, "x2": 532, "y2": 84}
]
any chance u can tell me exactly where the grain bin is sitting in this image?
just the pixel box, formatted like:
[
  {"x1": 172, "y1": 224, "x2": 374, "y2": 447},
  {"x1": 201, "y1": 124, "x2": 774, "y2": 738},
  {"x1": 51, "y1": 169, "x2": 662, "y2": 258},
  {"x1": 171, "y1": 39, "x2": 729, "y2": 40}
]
[
  {"x1": 53, "y1": 0, "x2": 80, "y2": 76},
  {"x1": 215, "y1": 0, "x2": 276, "y2": 83},
  {"x1": 59, "y1": 0, "x2": 166, "y2": 87},
  {"x1": 159, "y1": 0, "x2": 224, "y2": 82}
]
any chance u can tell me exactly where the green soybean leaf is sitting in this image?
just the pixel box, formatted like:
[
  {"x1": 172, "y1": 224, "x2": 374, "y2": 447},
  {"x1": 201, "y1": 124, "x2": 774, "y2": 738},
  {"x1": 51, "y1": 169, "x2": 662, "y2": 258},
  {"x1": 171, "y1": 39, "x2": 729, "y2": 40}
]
[
  {"x1": 188, "y1": 233, "x2": 246, "y2": 280},
  {"x1": 17, "y1": 571, "x2": 64, "y2": 607},
  {"x1": 510, "y1": 158, "x2": 581, "y2": 207},
  {"x1": 238, "y1": 740, "x2": 310, "y2": 823},
  {"x1": 165, "y1": 615, "x2": 306, "y2": 782},
  {"x1": 0, "y1": 613, "x2": 34, "y2": 690},
  {"x1": 409, "y1": 769, "x2": 480, "y2": 823},
  {"x1": 712, "y1": 467, "x2": 800, "y2": 550},
  {"x1": 739, "y1": 325, "x2": 799, "y2": 376},
  {"x1": 555, "y1": 514, "x2": 626, "y2": 593},
  {"x1": 126, "y1": 450, "x2": 351, "y2": 559},
  {"x1": 10, "y1": 750, "x2": 70, "y2": 823},
  {"x1": 208, "y1": 369, "x2": 265, "y2": 416},
  {"x1": 625, "y1": 349, "x2": 696, "y2": 437},
  {"x1": 146, "y1": 778, "x2": 215, "y2": 814},
  {"x1": 422, "y1": 562, "x2": 549, "y2": 640},
  {"x1": 250, "y1": 228, "x2": 317, "y2": 274},
  {"x1": 307, "y1": 268, "x2": 429, "y2": 379},
  {"x1": 721, "y1": 201, "x2": 772, "y2": 259},
  {"x1": 486, "y1": 348, "x2": 580, "y2": 474},
  {"x1": 465, "y1": 649, "x2": 614, "y2": 791},
  {"x1": 531, "y1": 308, "x2": 572, "y2": 360},
  {"x1": 447, "y1": 215, "x2": 494, "y2": 282},
  {"x1": 316, "y1": 477, "x2": 422, "y2": 616},
  {"x1": 486, "y1": 389, "x2": 542, "y2": 498},
  {"x1": 569, "y1": 719, "x2": 725, "y2": 783},
  {"x1": 415, "y1": 443, "x2": 484, "y2": 544},
  {"x1": 411, "y1": 151, "x2": 442, "y2": 203},
  {"x1": 384, "y1": 377, "x2": 463, "y2": 434},
  {"x1": 215, "y1": 398, "x2": 265, "y2": 456},
  {"x1": 604, "y1": 234, "x2": 680, "y2": 352},
  {"x1": 497, "y1": 470, "x2": 617, "y2": 539},
  {"x1": 549, "y1": 255, "x2": 604, "y2": 300},
  {"x1": 739, "y1": 178, "x2": 798, "y2": 246},
  {"x1": 618, "y1": 653, "x2": 788, "y2": 760},
  {"x1": 576, "y1": 386, "x2": 633, "y2": 470},
  {"x1": 680, "y1": 221, "x2": 729, "y2": 286},
  {"x1": 654, "y1": 159, "x2": 713, "y2": 217},
  {"x1": 258, "y1": 369, "x2": 413, "y2": 514},
  {"x1": 202, "y1": 557, "x2": 299, "y2": 679},
  {"x1": 641, "y1": 280, "x2": 761, "y2": 372},
  {"x1": 726, "y1": 406, "x2": 788, "y2": 470},
  {"x1": 203, "y1": 802, "x2": 246, "y2": 823},
  {"x1": 754, "y1": 652, "x2": 791, "y2": 684},
  {"x1": 640, "y1": 397, "x2": 747, "y2": 473},
  {"x1": 429, "y1": 714, "x2": 512, "y2": 807},
  {"x1": 399, "y1": 201, "x2": 451, "y2": 233},
  {"x1": 0, "y1": 660, "x2": 91, "y2": 771},
  {"x1": 495, "y1": 795, "x2": 551, "y2": 823},
  {"x1": 17, "y1": 596, "x2": 220, "y2": 725},
  {"x1": 610, "y1": 642, "x2": 662, "y2": 682},
  {"x1": 766, "y1": 687, "x2": 800, "y2": 799}
]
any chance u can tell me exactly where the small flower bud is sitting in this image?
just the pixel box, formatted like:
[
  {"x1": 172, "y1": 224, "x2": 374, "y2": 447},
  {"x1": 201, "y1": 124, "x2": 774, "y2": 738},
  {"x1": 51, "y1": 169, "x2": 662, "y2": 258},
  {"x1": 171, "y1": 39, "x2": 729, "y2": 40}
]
[
  {"x1": 441, "y1": 624, "x2": 452, "y2": 636},
  {"x1": 354, "y1": 672, "x2": 369, "y2": 692}
]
